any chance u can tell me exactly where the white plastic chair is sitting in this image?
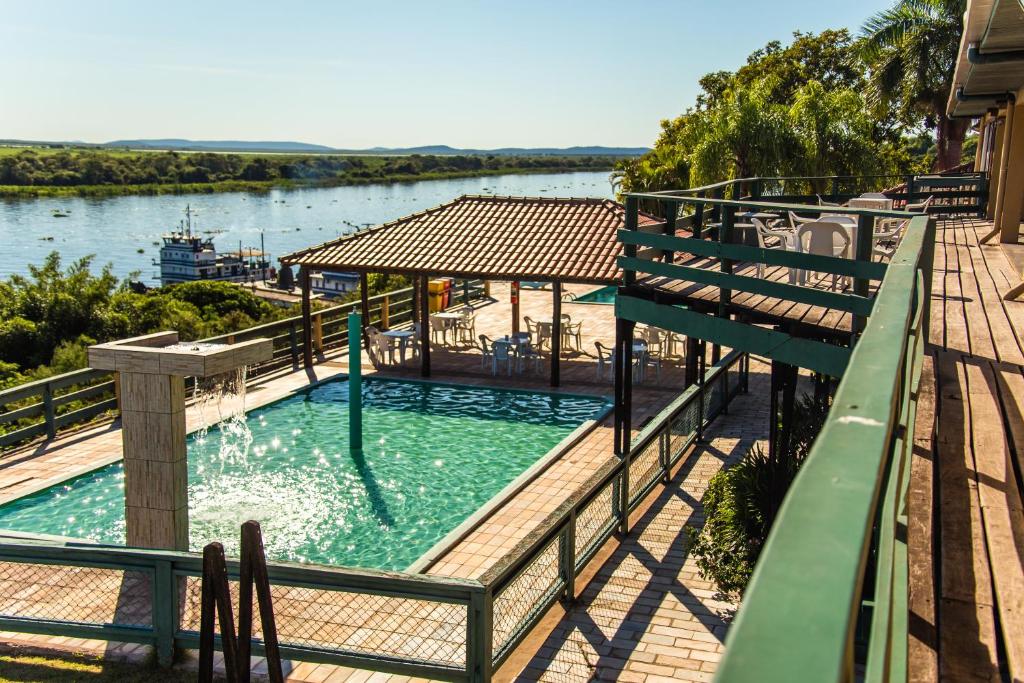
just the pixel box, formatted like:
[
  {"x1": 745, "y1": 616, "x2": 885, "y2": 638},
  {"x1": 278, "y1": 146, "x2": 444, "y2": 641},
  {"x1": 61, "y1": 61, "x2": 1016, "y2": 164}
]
[
  {"x1": 817, "y1": 194, "x2": 842, "y2": 207},
  {"x1": 796, "y1": 221, "x2": 852, "y2": 290},
  {"x1": 478, "y1": 334, "x2": 493, "y2": 369},
  {"x1": 456, "y1": 312, "x2": 476, "y2": 344},
  {"x1": 752, "y1": 217, "x2": 799, "y2": 282},
  {"x1": 429, "y1": 316, "x2": 449, "y2": 345},
  {"x1": 492, "y1": 340, "x2": 514, "y2": 376},
  {"x1": 594, "y1": 341, "x2": 613, "y2": 380}
]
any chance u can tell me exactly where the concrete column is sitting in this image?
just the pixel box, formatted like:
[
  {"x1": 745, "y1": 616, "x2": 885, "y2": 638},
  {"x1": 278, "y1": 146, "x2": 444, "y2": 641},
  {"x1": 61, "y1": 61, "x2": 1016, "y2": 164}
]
[
  {"x1": 999, "y1": 102, "x2": 1024, "y2": 243},
  {"x1": 120, "y1": 372, "x2": 189, "y2": 550}
]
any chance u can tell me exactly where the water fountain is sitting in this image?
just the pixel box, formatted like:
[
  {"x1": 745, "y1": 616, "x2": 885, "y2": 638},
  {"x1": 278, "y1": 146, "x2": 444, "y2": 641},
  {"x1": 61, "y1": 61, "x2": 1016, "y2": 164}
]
[{"x1": 88, "y1": 332, "x2": 272, "y2": 550}]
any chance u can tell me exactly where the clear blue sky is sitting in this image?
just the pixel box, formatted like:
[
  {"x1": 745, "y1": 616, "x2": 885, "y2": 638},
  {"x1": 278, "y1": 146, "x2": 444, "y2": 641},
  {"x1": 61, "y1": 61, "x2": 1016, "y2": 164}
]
[{"x1": 1, "y1": 0, "x2": 893, "y2": 149}]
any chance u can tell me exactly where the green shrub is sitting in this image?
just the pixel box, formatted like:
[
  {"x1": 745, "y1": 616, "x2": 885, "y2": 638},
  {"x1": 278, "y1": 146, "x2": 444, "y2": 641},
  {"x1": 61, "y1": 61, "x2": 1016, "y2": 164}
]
[{"x1": 687, "y1": 392, "x2": 830, "y2": 598}]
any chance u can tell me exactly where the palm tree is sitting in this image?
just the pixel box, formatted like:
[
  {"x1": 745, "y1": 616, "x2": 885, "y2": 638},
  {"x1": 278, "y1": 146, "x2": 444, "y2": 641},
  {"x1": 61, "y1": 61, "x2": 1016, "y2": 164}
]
[{"x1": 860, "y1": 0, "x2": 968, "y2": 171}]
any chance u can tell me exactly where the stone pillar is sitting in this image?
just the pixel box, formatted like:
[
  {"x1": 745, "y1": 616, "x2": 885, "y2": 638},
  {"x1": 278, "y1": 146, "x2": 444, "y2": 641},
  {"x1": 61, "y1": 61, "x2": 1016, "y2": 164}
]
[{"x1": 120, "y1": 372, "x2": 189, "y2": 550}]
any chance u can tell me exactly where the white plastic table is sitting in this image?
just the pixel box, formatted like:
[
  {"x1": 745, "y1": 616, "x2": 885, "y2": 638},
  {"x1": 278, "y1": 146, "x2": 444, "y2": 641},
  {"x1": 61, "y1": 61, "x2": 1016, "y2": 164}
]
[{"x1": 382, "y1": 329, "x2": 415, "y2": 364}]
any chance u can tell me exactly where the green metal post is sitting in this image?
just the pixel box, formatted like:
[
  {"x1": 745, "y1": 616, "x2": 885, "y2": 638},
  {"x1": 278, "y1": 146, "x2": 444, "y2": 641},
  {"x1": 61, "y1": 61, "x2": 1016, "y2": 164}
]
[
  {"x1": 349, "y1": 312, "x2": 363, "y2": 457},
  {"x1": 559, "y1": 511, "x2": 577, "y2": 604},
  {"x1": 624, "y1": 196, "x2": 638, "y2": 286},
  {"x1": 467, "y1": 589, "x2": 493, "y2": 682},
  {"x1": 153, "y1": 560, "x2": 176, "y2": 667}
]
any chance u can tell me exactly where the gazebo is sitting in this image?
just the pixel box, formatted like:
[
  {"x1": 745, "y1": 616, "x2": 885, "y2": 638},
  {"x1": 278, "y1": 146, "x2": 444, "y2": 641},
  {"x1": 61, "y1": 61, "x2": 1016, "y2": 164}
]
[{"x1": 280, "y1": 194, "x2": 661, "y2": 386}]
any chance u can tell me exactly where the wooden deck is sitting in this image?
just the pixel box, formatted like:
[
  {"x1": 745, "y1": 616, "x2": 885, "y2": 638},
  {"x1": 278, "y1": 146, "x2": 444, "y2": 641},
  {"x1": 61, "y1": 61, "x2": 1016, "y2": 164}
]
[
  {"x1": 910, "y1": 216, "x2": 1024, "y2": 682},
  {"x1": 638, "y1": 253, "x2": 875, "y2": 340}
]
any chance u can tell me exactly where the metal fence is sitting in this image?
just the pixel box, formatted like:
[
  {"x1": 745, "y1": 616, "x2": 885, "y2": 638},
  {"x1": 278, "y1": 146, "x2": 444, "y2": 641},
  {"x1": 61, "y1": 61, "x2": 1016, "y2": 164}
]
[
  {"x1": 0, "y1": 280, "x2": 486, "y2": 451},
  {"x1": 480, "y1": 349, "x2": 748, "y2": 672},
  {"x1": 0, "y1": 350, "x2": 748, "y2": 681}
]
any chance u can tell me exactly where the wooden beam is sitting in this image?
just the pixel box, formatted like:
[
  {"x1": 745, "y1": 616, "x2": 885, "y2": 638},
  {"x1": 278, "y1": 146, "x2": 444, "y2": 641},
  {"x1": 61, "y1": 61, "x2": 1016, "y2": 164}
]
[
  {"x1": 551, "y1": 283, "x2": 562, "y2": 387},
  {"x1": 419, "y1": 275, "x2": 430, "y2": 377},
  {"x1": 616, "y1": 293, "x2": 851, "y2": 377},
  {"x1": 300, "y1": 267, "x2": 313, "y2": 369},
  {"x1": 359, "y1": 272, "x2": 371, "y2": 350}
]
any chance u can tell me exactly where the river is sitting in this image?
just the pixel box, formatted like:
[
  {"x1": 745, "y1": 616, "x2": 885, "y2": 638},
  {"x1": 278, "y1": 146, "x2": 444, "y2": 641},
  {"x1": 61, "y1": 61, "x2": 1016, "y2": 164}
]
[{"x1": 0, "y1": 171, "x2": 614, "y2": 283}]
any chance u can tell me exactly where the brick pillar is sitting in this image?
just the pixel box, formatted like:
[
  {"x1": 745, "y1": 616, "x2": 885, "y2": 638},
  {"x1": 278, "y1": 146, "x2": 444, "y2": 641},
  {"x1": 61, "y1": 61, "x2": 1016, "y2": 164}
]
[{"x1": 120, "y1": 372, "x2": 189, "y2": 550}]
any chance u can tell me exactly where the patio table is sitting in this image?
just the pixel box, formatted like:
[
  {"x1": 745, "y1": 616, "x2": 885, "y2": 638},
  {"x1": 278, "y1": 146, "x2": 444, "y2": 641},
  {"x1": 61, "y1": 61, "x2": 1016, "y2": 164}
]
[{"x1": 382, "y1": 329, "x2": 415, "y2": 364}]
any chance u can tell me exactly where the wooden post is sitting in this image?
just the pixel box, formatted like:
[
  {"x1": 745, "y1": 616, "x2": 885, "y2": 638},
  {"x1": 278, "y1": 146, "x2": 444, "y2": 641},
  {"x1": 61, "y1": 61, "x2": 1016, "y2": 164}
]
[
  {"x1": 359, "y1": 273, "x2": 371, "y2": 350},
  {"x1": 420, "y1": 275, "x2": 431, "y2": 377},
  {"x1": 300, "y1": 267, "x2": 313, "y2": 369},
  {"x1": 685, "y1": 336, "x2": 700, "y2": 388},
  {"x1": 511, "y1": 281, "x2": 520, "y2": 335},
  {"x1": 381, "y1": 295, "x2": 390, "y2": 329},
  {"x1": 199, "y1": 543, "x2": 240, "y2": 683},
  {"x1": 614, "y1": 317, "x2": 635, "y2": 457},
  {"x1": 551, "y1": 282, "x2": 562, "y2": 387},
  {"x1": 312, "y1": 313, "x2": 323, "y2": 352}
]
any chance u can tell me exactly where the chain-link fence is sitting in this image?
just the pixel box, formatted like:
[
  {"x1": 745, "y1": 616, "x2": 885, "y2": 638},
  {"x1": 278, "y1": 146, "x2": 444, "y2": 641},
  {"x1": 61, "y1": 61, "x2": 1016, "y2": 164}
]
[{"x1": 484, "y1": 350, "x2": 748, "y2": 673}]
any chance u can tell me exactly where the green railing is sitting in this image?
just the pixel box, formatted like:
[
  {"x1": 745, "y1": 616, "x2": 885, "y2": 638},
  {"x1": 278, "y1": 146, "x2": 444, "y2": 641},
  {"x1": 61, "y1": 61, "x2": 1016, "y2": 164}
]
[
  {"x1": 0, "y1": 280, "x2": 486, "y2": 451},
  {"x1": 0, "y1": 351, "x2": 748, "y2": 680},
  {"x1": 713, "y1": 207, "x2": 934, "y2": 681},
  {"x1": 640, "y1": 171, "x2": 987, "y2": 216},
  {"x1": 617, "y1": 175, "x2": 937, "y2": 680}
]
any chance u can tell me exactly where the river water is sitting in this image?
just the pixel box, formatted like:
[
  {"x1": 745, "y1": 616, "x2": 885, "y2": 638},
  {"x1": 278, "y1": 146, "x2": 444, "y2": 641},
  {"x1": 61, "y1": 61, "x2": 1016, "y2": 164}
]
[{"x1": 0, "y1": 171, "x2": 614, "y2": 283}]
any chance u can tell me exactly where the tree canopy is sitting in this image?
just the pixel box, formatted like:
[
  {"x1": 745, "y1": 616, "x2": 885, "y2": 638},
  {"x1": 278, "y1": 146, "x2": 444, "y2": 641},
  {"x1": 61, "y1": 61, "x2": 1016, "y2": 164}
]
[
  {"x1": 615, "y1": 26, "x2": 940, "y2": 194},
  {"x1": 0, "y1": 254, "x2": 297, "y2": 387}
]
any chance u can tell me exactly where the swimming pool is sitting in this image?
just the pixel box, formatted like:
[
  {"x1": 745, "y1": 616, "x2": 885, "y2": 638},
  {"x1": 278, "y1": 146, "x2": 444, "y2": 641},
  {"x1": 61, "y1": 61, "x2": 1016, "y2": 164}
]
[
  {"x1": 0, "y1": 378, "x2": 609, "y2": 570},
  {"x1": 572, "y1": 285, "x2": 616, "y2": 304}
]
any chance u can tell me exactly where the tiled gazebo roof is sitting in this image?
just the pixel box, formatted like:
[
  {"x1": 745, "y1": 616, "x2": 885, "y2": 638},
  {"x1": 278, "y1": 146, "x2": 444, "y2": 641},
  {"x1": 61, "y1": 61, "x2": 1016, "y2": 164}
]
[{"x1": 281, "y1": 195, "x2": 661, "y2": 285}]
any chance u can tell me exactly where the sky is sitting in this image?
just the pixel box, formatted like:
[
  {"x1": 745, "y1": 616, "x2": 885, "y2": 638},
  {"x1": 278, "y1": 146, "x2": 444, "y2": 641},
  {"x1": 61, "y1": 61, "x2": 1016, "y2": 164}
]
[{"x1": 0, "y1": 0, "x2": 893, "y2": 150}]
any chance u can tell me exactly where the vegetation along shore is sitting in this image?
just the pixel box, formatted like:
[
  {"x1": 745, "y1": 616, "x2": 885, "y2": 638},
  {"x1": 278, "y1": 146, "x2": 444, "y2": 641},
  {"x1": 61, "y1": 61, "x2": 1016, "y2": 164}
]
[{"x1": 0, "y1": 147, "x2": 620, "y2": 197}]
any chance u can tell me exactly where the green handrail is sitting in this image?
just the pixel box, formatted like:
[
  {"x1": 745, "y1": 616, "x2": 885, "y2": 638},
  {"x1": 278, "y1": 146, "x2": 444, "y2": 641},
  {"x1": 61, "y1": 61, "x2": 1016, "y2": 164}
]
[{"x1": 714, "y1": 215, "x2": 934, "y2": 681}]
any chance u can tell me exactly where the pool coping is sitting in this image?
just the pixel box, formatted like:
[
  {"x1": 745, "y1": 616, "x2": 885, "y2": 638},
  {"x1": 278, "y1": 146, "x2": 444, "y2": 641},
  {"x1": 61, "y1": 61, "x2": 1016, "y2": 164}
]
[{"x1": 0, "y1": 373, "x2": 612, "y2": 576}]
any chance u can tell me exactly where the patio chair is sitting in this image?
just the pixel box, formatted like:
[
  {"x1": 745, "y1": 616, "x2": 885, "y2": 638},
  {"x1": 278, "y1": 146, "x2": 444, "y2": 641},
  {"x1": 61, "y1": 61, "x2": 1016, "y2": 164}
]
[
  {"x1": 859, "y1": 192, "x2": 888, "y2": 199},
  {"x1": 456, "y1": 312, "x2": 476, "y2": 344},
  {"x1": 594, "y1": 341, "x2": 613, "y2": 381},
  {"x1": 872, "y1": 218, "x2": 909, "y2": 261},
  {"x1": 478, "y1": 334, "x2": 493, "y2": 369},
  {"x1": 594, "y1": 341, "x2": 641, "y2": 381},
  {"x1": 752, "y1": 217, "x2": 799, "y2": 282},
  {"x1": 816, "y1": 194, "x2": 843, "y2": 207},
  {"x1": 373, "y1": 332, "x2": 395, "y2": 366},
  {"x1": 640, "y1": 346, "x2": 662, "y2": 381},
  {"x1": 907, "y1": 195, "x2": 934, "y2": 213},
  {"x1": 787, "y1": 210, "x2": 818, "y2": 229},
  {"x1": 492, "y1": 340, "x2": 514, "y2": 376},
  {"x1": 523, "y1": 316, "x2": 538, "y2": 341},
  {"x1": 429, "y1": 316, "x2": 449, "y2": 345},
  {"x1": 517, "y1": 340, "x2": 544, "y2": 374},
  {"x1": 562, "y1": 321, "x2": 583, "y2": 352},
  {"x1": 796, "y1": 221, "x2": 852, "y2": 291}
]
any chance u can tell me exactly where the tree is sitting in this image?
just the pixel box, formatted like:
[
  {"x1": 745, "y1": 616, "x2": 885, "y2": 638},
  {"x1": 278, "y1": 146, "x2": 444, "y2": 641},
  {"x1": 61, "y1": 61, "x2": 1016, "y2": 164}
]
[{"x1": 859, "y1": 0, "x2": 968, "y2": 171}]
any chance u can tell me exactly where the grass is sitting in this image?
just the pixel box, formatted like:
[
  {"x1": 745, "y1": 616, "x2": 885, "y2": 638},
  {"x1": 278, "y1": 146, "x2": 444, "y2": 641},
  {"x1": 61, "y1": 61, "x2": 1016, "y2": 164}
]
[{"x1": 0, "y1": 651, "x2": 201, "y2": 682}]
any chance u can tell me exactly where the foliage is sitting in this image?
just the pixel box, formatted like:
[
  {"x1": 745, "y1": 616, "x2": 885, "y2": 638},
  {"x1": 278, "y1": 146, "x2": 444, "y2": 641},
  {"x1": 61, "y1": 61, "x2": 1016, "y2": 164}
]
[
  {"x1": 0, "y1": 253, "x2": 294, "y2": 386},
  {"x1": 0, "y1": 148, "x2": 618, "y2": 196},
  {"x1": 615, "y1": 29, "x2": 921, "y2": 195},
  {"x1": 858, "y1": 0, "x2": 968, "y2": 170},
  {"x1": 687, "y1": 393, "x2": 831, "y2": 599}
]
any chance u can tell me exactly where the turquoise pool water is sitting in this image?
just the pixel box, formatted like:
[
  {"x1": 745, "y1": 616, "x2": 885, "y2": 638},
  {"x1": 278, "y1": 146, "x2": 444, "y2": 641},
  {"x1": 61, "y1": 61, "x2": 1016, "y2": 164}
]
[
  {"x1": 0, "y1": 379, "x2": 609, "y2": 570},
  {"x1": 573, "y1": 285, "x2": 616, "y2": 304}
]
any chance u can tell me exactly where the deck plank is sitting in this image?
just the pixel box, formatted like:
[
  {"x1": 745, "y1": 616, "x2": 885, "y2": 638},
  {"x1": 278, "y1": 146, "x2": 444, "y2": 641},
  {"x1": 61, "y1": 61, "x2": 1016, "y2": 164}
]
[{"x1": 934, "y1": 352, "x2": 1001, "y2": 682}]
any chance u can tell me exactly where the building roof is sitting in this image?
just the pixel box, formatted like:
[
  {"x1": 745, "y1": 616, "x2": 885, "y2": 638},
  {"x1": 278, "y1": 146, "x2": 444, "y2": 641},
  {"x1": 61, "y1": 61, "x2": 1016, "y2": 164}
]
[
  {"x1": 281, "y1": 195, "x2": 661, "y2": 285},
  {"x1": 948, "y1": 0, "x2": 1024, "y2": 117}
]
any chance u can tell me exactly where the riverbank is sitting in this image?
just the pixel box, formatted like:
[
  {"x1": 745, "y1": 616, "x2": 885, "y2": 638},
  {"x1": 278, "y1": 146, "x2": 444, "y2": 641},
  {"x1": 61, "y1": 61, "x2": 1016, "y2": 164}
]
[
  {"x1": 0, "y1": 165, "x2": 614, "y2": 198},
  {"x1": 0, "y1": 147, "x2": 620, "y2": 198}
]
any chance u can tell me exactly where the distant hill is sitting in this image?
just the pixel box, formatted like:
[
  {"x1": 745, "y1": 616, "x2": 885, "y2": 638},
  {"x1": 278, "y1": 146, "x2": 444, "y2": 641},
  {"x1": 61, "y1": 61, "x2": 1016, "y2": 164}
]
[
  {"x1": 2, "y1": 138, "x2": 648, "y2": 156},
  {"x1": 105, "y1": 139, "x2": 336, "y2": 153}
]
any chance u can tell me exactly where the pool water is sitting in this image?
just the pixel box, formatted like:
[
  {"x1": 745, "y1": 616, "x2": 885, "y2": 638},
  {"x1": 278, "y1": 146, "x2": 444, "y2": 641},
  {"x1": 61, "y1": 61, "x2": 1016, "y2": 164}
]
[
  {"x1": 0, "y1": 378, "x2": 609, "y2": 570},
  {"x1": 572, "y1": 285, "x2": 616, "y2": 304}
]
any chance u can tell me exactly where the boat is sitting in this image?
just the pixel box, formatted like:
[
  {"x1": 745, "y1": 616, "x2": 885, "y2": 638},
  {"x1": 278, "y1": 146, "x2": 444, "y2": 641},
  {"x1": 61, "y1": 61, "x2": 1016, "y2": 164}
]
[{"x1": 156, "y1": 205, "x2": 274, "y2": 286}]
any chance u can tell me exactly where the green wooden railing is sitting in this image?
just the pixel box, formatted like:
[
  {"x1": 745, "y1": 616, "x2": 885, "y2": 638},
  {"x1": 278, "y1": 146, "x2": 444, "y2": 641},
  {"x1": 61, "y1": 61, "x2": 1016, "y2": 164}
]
[
  {"x1": 617, "y1": 175, "x2": 938, "y2": 680},
  {"x1": 638, "y1": 171, "x2": 987, "y2": 216},
  {"x1": 0, "y1": 351, "x2": 749, "y2": 680},
  {"x1": 0, "y1": 280, "x2": 486, "y2": 451},
  {"x1": 714, "y1": 207, "x2": 934, "y2": 682}
]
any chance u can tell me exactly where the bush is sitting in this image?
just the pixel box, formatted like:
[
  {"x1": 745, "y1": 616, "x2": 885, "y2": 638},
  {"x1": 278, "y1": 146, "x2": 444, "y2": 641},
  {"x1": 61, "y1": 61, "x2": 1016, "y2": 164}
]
[{"x1": 687, "y1": 392, "x2": 830, "y2": 598}]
